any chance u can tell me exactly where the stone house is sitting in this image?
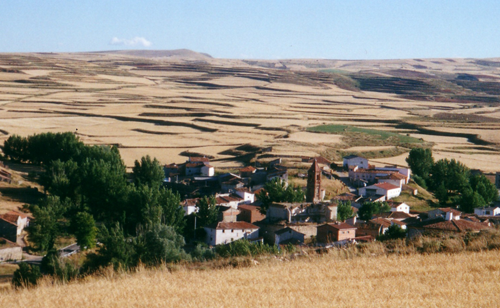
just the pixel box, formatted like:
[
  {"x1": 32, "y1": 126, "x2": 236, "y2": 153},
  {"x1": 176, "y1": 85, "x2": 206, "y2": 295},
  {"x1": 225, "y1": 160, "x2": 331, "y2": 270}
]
[
  {"x1": 237, "y1": 204, "x2": 266, "y2": 223},
  {"x1": 317, "y1": 222, "x2": 356, "y2": 243},
  {"x1": 275, "y1": 227, "x2": 305, "y2": 245},
  {"x1": 0, "y1": 211, "x2": 29, "y2": 242},
  {"x1": 204, "y1": 221, "x2": 260, "y2": 246}
]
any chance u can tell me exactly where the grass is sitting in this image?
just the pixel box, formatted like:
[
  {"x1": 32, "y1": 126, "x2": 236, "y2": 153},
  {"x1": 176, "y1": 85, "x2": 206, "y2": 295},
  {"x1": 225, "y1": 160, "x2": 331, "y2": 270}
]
[
  {"x1": 307, "y1": 124, "x2": 423, "y2": 144},
  {"x1": 1, "y1": 249, "x2": 500, "y2": 307}
]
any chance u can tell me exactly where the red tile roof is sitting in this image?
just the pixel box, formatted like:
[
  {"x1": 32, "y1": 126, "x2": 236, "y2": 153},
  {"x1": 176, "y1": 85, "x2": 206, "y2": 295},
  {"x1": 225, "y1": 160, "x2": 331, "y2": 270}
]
[
  {"x1": 212, "y1": 221, "x2": 259, "y2": 230},
  {"x1": 238, "y1": 204, "x2": 261, "y2": 211},
  {"x1": 321, "y1": 222, "x2": 357, "y2": 230},
  {"x1": 240, "y1": 166, "x2": 256, "y2": 173},
  {"x1": 373, "y1": 183, "x2": 400, "y2": 190},
  {"x1": 1, "y1": 211, "x2": 29, "y2": 224}
]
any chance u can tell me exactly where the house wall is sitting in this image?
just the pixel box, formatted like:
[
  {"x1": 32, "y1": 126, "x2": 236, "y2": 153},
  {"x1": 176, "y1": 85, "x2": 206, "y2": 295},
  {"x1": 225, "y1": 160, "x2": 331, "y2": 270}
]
[
  {"x1": 186, "y1": 166, "x2": 202, "y2": 176},
  {"x1": 238, "y1": 209, "x2": 266, "y2": 223},
  {"x1": 344, "y1": 157, "x2": 368, "y2": 169},
  {"x1": 235, "y1": 191, "x2": 255, "y2": 203},
  {"x1": 201, "y1": 166, "x2": 214, "y2": 177},
  {"x1": 386, "y1": 188, "x2": 402, "y2": 199},
  {"x1": 267, "y1": 206, "x2": 289, "y2": 222},
  {"x1": 210, "y1": 228, "x2": 259, "y2": 246},
  {"x1": 0, "y1": 246, "x2": 22, "y2": 261},
  {"x1": 275, "y1": 230, "x2": 305, "y2": 245},
  {"x1": 474, "y1": 208, "x2": 500, "y2": 216},
  {"x1": 317, "y1": 225, "x2": 356, "y2": 243},
  {"x1": 391, "y1": 203, "x2": 410, "y2": 214}
]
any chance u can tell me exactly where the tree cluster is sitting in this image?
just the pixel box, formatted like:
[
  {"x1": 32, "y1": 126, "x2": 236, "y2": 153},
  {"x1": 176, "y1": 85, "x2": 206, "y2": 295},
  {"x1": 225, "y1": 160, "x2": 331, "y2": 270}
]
[
  {"x1": 406, "y1": 148, "x2": 498, "y2": 212},
  {"x1": 257, "y1": 179, "x2": 305, "y2": 213}
]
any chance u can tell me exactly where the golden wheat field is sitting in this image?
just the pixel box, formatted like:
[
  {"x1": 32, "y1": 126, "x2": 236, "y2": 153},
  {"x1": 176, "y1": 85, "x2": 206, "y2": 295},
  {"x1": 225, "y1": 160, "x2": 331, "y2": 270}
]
[
  {"x1": 1, "y1": 52, "x2": 500, "y2": 171},
  {"x1": 1, "y1": 250, "x2": 499, "y2": 307}
]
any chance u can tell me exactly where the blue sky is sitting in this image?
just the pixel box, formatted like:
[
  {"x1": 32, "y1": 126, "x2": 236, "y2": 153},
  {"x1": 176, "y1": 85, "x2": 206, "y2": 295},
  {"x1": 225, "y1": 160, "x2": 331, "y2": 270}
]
[{"x1": 1, "y1": 1, "x2": 499, "y2": 59}]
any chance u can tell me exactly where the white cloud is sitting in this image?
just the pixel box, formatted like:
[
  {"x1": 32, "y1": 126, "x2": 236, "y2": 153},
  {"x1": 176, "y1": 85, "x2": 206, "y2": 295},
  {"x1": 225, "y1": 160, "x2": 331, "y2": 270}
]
[{"x1": 109, "y1": 37, "x2": 152, "y2": 47}]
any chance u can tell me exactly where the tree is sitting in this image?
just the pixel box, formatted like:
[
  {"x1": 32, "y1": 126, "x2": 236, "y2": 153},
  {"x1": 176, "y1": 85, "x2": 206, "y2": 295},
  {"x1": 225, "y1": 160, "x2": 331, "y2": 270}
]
[
  {"x1": 27, "y1": 196, "x2": 67, "y2": 252},
  {"x1": 357, "y1": 202, "x2": 389, "y2": 221},
  {"x1": 158, "y1": 188, "x2": 185, "y2": 234},
  {"x1": 337, "y1": 201, "x2": 354, "y2": 221},
  {"x1": 406, "y1": 148, "x2": 434, "y2": 179},
  {"x1": 12, "y1": 263, "x2": 42, "y2": 289},
  {"x1": 434, "y1": 182, "x2": 449, "y2": 205},
  {"x1": 378, "y1": 225, "x2": 407, "y2": 241},
  {"x1": 470, "y1": 174, "x2": 498, "y2": 205},
  {"x1": 2, "y1": 134, "x2": 29, "y2": 162},
  {"x1": 83, "y1": 223, "x2": 135, "y2": 272},
  {"x1": 133, "y1": 224, "x2": 187, "y2": 266},
  {"x1": 257, "y1": 179, "x2": 305, "y2": 213},
  {"x1": 196, "y1": 196, "x2": 219, "y2": 227},
  {"x1": 132, "y1": 155, "x2": 164, "y2": 189},
  {"x1": 459, "y1": 188, "x2": 486, "y2": 213},
  {"x1": 71, "y1": 212, "x2": 97, "y2": 250},
  {"x1": 430, "y1": 159, "x2": 470, "y2": 192}
]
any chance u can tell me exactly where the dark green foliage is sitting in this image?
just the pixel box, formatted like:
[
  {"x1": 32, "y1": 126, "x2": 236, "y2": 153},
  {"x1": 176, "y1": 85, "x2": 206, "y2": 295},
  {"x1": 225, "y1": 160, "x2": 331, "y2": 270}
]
[
  {"x1": 2, "y1": 134, "x2": 29, "y2": 162},
  {"x1": 434, "y1": 182, "x2": 449, "y2": 205},
  {"x1": 430, "y1": 159, "x2": 470, "y2": 192},
  {"x1": 337, "y1": 200, "x2": 354, "y2": 221},
  {"x1": 406, "y1": 148, "x2": 433, "y2": 178},
  {"x1": 196, "y1": 196, "x2": 219, "y2": 227},
  {"x1": 70, "y1": 212, "x2": 97, "y2": 250},
  {"x1": 378, "y1": 225, "x2": 407, "y2": 241},
  {"x1": 158, "y1": 188, "x2": 185, "y2": 234},
  {"x1": 412, "y1": 174, "x2": 428, "y2": 190},
  {"x1": 12, "y1": 263, "x2": 42, "y2": 289},
  {"x1": 83, "y1": 223, "x2": 135, "y2": 272},
  {"x1": 358, "y1": 202, "x2": 390, "y2": 221},
  {"x1": 469, "y1": 174, "x2": 498, "y2": 205},
  {"x1": 27, "y1": 196, "x2": 68, "y2": 252},
  {"x1": 41, "y1": 250, "x2": 79, "y2": 282},
  {"x1": 459, "y1": 188, "x2": 486, "y2": 213},
  {"x1": 190, "y1": 243, "x2": 216, "y2": 261},
  {"x1": 257, "y1": 179, "x2": 305, "y2": 213},
  {"x1": 133, "y1": 155, "x2": 165, "y2": 189},
  {"x1": 133, "y1": 224, "x2": 188, "y2": 265}
]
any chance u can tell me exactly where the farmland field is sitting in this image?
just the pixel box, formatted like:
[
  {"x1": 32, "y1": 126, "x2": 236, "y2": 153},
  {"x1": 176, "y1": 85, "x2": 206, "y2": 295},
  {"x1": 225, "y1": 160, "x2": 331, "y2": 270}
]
[
  {"x1": 1, "y1": 249, "x2": 499, "y2": 307},
  {"x1": 0, "y1": 51, "x2": 500, "y2": 172}
]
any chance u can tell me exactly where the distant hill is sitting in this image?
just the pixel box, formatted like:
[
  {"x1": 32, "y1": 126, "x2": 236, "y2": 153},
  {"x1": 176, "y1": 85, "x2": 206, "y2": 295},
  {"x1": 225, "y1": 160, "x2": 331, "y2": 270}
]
[{"x1": 93, "y1": 49, "x2": 213, "y2": 60}]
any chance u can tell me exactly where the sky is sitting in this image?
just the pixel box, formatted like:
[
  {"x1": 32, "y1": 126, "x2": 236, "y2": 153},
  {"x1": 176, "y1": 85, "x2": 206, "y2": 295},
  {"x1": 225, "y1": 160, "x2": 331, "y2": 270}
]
[{"x1": 1, "y1": 1, "x2": 499, "y2": 60}]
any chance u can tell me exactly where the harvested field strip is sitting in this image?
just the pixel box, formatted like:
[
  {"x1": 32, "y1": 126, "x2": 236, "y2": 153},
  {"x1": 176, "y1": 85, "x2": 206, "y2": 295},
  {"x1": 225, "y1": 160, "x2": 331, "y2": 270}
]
[
  {"x1": 118, "y1": 143, "x2": 243, "y2": 149},
  {"x1": 144, "y1": 104, "x2": 232, "y2": 114},
  {"x1": 14, "y1": 109, "x2": 218, "y2": 133},
  {"x1": 307, "y1": 124, "x2": 422, "y2": 143},
  {"x1": 139, "y1": 112, "x2": 219, "y2": 118},
  {"x1": 396, "y1": 122, "x2": 496, "y2": 146},
  {"x1": 193, "y1": 118, "x2": 261, "y2": 127},
  {"x1": 131, "y1": 129, "x2": 178, "y2": 135}
]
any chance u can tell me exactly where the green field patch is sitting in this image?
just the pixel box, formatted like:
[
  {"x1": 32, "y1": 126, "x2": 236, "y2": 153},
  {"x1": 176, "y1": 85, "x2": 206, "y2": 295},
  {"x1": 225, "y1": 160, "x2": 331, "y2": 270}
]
[{"x1": 307, "y1": 124, "x2": 423, "y2": 144}]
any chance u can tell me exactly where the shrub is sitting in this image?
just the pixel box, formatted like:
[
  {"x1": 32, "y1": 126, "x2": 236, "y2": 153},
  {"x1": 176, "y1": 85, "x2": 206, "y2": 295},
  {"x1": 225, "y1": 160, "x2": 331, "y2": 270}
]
[
  {"x1": 12, "y1": 263, "x2": 42, "y2": 289},
  {"x1": 421, "y1": 238, "x2": 441, "y2": 253}
]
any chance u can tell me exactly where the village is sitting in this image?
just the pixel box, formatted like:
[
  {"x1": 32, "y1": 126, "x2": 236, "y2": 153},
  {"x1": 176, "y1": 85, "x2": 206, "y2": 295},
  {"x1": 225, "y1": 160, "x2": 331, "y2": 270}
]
[
  {"x1": 3, "y1": 144, "x2": 500, "y2": 267},
  {"x1": 2, "y1": 149, "x2": 500, "y2": 264}
]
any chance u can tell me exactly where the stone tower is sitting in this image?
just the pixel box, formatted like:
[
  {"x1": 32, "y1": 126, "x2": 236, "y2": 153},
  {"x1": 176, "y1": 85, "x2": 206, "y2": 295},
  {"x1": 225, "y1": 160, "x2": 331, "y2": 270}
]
[{"x1": 306, "y1": 159, "x2": 321, "y2": 203}]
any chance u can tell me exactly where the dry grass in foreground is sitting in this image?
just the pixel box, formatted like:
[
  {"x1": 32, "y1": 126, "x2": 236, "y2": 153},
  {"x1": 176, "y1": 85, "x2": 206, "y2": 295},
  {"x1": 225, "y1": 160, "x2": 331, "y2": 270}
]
[{"x1": 2, "y1": 250, "x2": 500, "y2": 307}]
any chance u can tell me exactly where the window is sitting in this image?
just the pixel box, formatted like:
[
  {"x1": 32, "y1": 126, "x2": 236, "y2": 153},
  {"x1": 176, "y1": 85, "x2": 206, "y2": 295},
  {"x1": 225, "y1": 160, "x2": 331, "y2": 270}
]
[
  {"x1": 231, "y1": 229, "x2": 234, "y2": 233},
  {"x1": 222, "y1": 230, "x2": 225, "y2": 233}
]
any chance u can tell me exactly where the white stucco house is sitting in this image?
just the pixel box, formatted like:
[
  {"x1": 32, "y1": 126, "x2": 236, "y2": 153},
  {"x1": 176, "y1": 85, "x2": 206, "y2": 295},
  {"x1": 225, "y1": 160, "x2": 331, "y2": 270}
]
[
  {"x1": 234, "y1": 188, "x2": 255, "y2": 204},
  {"x1": 389, "y1": 202, "x2": 410, "y2": 214},
  {"x1": 358, "y1": 183, "x2": 401, "y2": 200},
  {"x1": 204, "y1": 222, "x2": 260, "y2": 246},
  {"x1": 474, "y1": 206, "x2": 500, "y2": 216},
  {"x1": 343, "y1": 155, "x2": 369, "y2": 169},
  {"x1": 201, "y1": 164, "x2": 215, "y2": 177}
]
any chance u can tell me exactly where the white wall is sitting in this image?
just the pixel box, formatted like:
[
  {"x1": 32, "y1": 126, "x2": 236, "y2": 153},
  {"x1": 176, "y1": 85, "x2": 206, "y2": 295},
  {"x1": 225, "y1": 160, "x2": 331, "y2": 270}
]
[
  {"x1": 344, "y1": 157, "x2": 368, "y2": 168},
  {"x1": 205, "y1": 227, "x2": 259, "y2": 246}
]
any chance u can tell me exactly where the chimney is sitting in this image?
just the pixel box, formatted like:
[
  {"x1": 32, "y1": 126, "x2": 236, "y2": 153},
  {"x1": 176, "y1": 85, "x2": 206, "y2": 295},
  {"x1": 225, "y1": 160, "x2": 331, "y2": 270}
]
[{"x1": 445, "y1": 211, "x2": 453, "y2": 221}]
